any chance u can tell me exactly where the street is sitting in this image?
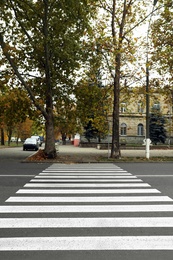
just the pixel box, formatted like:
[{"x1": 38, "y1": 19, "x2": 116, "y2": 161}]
[{"x1": 0, "y1": 147, "x2": 173, "y2": 259}]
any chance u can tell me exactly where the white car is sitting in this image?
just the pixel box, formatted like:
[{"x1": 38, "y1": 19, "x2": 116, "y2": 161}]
[
  {"x1": 31, "y1": 135, "x2": 42, "y2": 146},
  {"x1": 23, "y1": 138, "x2": 39, "y2": 151}
]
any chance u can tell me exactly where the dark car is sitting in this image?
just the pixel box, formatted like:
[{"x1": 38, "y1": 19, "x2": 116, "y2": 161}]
[{"x1": 23, "y1": 138, "x2": 39, "y2": 151}]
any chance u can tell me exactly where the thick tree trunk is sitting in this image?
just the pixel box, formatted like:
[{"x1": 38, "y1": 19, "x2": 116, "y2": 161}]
[
  {"x1": 44, "y1": 111, "x2": 56, "y2": 159},
  {"x1": 1, "y1": 128, "x2": 5, "y2": 145},
  {"x1": 111, "y1": 67, "x2": 121, "y2": 158},
  {"x1": 110, "y1": 41, "x2": 122, "y2": 158}
]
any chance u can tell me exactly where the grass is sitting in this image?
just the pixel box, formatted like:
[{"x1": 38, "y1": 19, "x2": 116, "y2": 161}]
[
  {"x1": 0, "y1": 142, "x2": 23, "y2": 148},
  {"x1": 99, "y1": 156, "x2": 173, "y2": 162}
]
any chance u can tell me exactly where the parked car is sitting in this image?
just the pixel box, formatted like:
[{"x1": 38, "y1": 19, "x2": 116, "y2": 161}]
[
  {"x1": 31, "y1": 135, "x2": 42, "y2": 146},
  {"x1": 23, "y1": 138, "x2": 39, "y2": 151}
]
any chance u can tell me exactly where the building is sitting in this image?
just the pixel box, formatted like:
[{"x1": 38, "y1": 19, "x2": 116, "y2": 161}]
[{"x1": 118, "y1": 90, "x2": 173, "y2": 145}]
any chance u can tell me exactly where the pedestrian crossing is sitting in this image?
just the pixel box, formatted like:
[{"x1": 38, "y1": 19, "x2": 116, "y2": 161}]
[{"x1": 1, "y1": 163, "x2": 173, "y2": 252}]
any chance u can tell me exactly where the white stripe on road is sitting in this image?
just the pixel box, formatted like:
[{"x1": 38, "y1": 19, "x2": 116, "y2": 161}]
[
  {"x1": 1, "y1": 217, "x2": 173, "y2": 228},
  {"x1": 24, "y1": 183, "x2": 151, "y2": 188},
  {"x1": 36, "y1": 175, "x2": 134, "y2": 178},
  {"x1": 6, "y1": 196, "x2": 172, "y2": 203},
  {"x1": 0, "y1": 175, "x2": 36, "y2": 177},
  {"x1": 1, "y1": 204, "x2": 173, "y2": 213},
  {"x1": 40, "y1": 172, "x2": 129, "y2": 175},
  {"x1": 1, "y1": 236, "x2": 173, "y2": 250},
  {"x1": 30, "y1": 179, "x2": 143, "y2": 183},
  {"x1": 42, "y1": 170, "x2": 127, "y2": 173},
  {"x1": 16, "y1": 188, "x2": 160, "y2": 194}
]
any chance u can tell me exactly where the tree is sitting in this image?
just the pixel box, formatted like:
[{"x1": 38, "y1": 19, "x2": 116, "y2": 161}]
[
  {"x1": 0, "y1": 88, "x2": 33, "y2": 145},
  {"x1": 84, "y1": 120, "x2": 99, "y2": 142},
  {"x1": 75, "y1": 80, "x2": 111, "y2": 141},
  {"x1": 93, "y1": 1, "x2": 159, "y2": 158},
  {"x1": 0, "y1": 0, "x2": 97, "y2": 158},
  {"x1": 149, "y1": 112, "x2": 167, "y2": 145},
  {"x1": 54, "y1": 91, "x2": 79, "y2": 144},
  {"x1": 151, "y1": 0, "x2": 173, "y2": 88}
]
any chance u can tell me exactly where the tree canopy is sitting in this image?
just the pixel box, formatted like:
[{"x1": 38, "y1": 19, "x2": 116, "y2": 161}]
[{"x1": 0, "y1": 0, "x2": 98, "y2": 157}]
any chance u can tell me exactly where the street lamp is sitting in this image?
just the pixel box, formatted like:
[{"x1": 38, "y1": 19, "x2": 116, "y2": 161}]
[{"x1": 145, "y1": 0, "x2": 158, "y2": 159}]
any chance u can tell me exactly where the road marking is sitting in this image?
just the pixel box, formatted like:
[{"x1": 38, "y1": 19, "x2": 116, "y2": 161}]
[
  {"x1": 0, "y1": 175, "x2": 36, "y2": 177},
  {"x1": 0, "y1": 175, "x2": 173, "y2": 177},
  {"x1": 16, "y1": 188, "x2": 160, "y2": 194},
  {"x1": 39, "y1": 172, "x2": 131, "y2": 176},
  {"x1": 36, "y1": 175, "x2": 134, "y2": 178},
  {"x1": 30, "y1": 179, "x2": 143, "y2": 183},
  {"x1": 1, "y1": 217, "x2": 173, "y2": 228},
  {"x1": 1, "y1": 236, "x2": 173, "y2": 250},
  {"x1": 6, "y1": 196, "x2": 172, "y2": 203},
  {"x1": 42, "y1": 170, "x2": 128, "y2": 173},
  {"x1": 136, "y1": 175, "x2": 173, "y2": 177},
  {"x1": 1, "y1": 204, "x2": 173, "y2": 213},
  {"x1": 24, "y1": 183, "x2": 151, "y2": 187}
]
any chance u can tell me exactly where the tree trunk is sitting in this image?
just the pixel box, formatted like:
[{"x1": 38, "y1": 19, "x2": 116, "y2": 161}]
[
  {"x1": 44, "y1": 111, "x2": 56, "y2": 159},
  {"x1": 111, "y1": 59, "x2": 121, "y2": 158},
  {"x1": 62, "y1": 133, "x2": 66, "y2": 145},
  {"x1": 7, "y1": 128, "x2": 12, "y2": 146},
  {"x1": 1, "y1": 128, "x2": 5, "y2": 145}
]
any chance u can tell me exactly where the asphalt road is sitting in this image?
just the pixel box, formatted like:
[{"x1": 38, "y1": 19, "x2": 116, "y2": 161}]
[{"x1": 0, "y1": 147, "x2": 173, "y2": 260}]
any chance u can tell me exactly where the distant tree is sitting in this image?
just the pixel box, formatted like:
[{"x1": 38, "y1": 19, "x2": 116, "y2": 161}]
[
  {"x1": 149, "y1": 112, "x2": 167, "y2": 145},
  {"x1": 75, "y1": 81, "x2": 111, "y2": 141},
  {"x1": 84, "y1": 120, "x2": 99, "y2": 143},
  {"x1": 0, "y1": 88, "x2": 33, "y2": 145}
]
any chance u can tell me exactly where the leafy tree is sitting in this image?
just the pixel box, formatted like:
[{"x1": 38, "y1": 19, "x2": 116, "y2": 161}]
[
  {"x1": 75, "y1": 79, "x2": 111, "y2": 141},
  {"x1": 92, "y1": 1, "x2": 159, "y2": 158},
  {"x1": 84, "y1": 120, "x2": 99, "y2": 142},
  {"x1": 54, "y1": 91, "x2": 79, "y2": 144},
  {"x1": 151, "y1": 0, "x2": 173, "y2": 88},
  {"x1": 0, "y1": 88, "x2": 33, "y2": 145},
  {"x1": 0, "y1": 0, "x2": 97, "y2": 158},
  {"x1": 149, "y1": 112, "x2": 167, "y2": 145}
]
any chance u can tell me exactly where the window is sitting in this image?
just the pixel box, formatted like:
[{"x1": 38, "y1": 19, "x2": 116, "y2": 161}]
[
  {"x1": 137, "y1": 102, "x2": 143, "y2": 113},
  {"x1": 121, "y1": 123, "x2": 127, "y2": 135},
  {"x1": 137, "y1": 123, "x2": 144, "y2": 136},
  {"x1": 152, "y1": 102, "x2": 160, "y2": 111},
  {"x1": 120, "y1": 102, "x2": 126, "y2": 113}
]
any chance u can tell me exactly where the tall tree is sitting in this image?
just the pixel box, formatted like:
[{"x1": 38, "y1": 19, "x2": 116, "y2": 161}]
[
  {"x1": 0, "y1": 0, "x2": 97, "y2": 158},
  {"x1": 151, "y1": 0, "x2": 173, "y2": 89},
  {"x1": 94, "y1": 0, "x2": 158, "y2": 158}
]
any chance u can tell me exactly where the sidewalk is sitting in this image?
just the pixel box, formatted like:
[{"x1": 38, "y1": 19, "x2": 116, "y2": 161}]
[{"x1": 53, "y1": 144, "x2": 173, "y2": 163}]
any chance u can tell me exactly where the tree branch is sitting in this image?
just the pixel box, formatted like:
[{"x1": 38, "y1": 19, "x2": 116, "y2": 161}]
[{"x1": 0, "y1": 33, "x2": 48, "y2": 119}]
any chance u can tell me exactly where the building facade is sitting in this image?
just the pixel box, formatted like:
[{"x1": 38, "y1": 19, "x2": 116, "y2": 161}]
[{"x1": 118, "y1": 92, "x2": 173, "y2": 144}]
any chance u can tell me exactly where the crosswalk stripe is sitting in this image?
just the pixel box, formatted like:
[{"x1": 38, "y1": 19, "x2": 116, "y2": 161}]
[
  {"x1": 39, "y1": 172, "x2": 131, "y2": 176},
  {"x1": 16, "y1": 188, "x2": 160, "y2": 194},
  {"x1": 1, "y1": 204, "x2": 173, "y2": 213},
  {"x1": 43, "y1": 169, "x2": 127, "y2": 173},
  {"x1": 47, "y1": 165, "x2": 121, "y2": 168},
  {"x1": 1, "y1": 236, "x2": 173, "y2": 250},
  {"x1": 42, "y1": 170, "x2": 128, "y2": 173},
  {"x1": 6, "y1": 196, "x2": 172, "y2": 203},
  {"x1": 30, "y1": 179, "x2": 143, "y2": 183},
  {"x1": 36, "y1": 175, "x2": 133, "y2": 178},
  {"x1": 24, "y1": 183, "x2": 151, "y2": 187},
  {"x1": 1, "y1": 217, "x2": 173, "y2": 228}
]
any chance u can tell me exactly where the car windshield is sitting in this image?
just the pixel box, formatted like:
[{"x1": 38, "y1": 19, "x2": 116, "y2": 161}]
[{"x1": 25, "y1": 139, "x2": 36, "y2": 144}]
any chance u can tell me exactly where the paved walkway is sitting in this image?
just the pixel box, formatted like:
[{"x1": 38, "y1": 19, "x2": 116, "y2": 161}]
[{"x1": 58, "y1": 144, "x2": 173, "y2": 159}]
